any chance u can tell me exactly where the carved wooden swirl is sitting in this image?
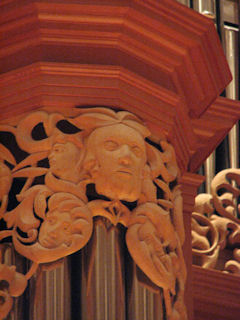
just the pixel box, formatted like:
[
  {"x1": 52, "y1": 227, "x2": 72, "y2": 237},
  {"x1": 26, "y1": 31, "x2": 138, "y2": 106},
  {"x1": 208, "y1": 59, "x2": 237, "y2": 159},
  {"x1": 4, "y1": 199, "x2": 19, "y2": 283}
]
[
  {"x1": 0, "y1": 107, "x2": 186, "y2": 319},
  {"x1": 192, "y1": 170, "x2": 240, "y2": 273}
]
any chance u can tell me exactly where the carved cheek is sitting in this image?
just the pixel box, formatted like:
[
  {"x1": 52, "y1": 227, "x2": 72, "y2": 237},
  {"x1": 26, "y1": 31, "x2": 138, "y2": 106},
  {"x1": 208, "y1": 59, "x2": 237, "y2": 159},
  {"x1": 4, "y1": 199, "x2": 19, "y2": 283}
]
[
  {"x1": 48, "y1": 151, "x2": 54, "y2": 160},
  {"x1": 97, "y1": 150, "x2": 117, "y2": 171},
  {"x1": 40, "y1": 220, "x2": 57, "y2": 237},
  {"x1": 61, "y1": 222, "x2": 71, "y2": 234},
  {"x1": 103, "y1": 149, "x2": 118, "y2": 160},
  {"x1": 38, "y1": 224, "x2": 49, "y2": 244},
  {"x1": 134, "y1": 159, "x2": 145, "y2": 178}
]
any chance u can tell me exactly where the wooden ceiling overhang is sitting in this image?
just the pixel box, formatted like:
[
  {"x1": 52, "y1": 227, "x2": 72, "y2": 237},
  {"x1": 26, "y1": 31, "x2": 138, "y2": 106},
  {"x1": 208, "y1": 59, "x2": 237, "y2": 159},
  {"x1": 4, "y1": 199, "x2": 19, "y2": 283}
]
[{"x1": 1, "y1": 0, "x2": 240, "y2": 174}]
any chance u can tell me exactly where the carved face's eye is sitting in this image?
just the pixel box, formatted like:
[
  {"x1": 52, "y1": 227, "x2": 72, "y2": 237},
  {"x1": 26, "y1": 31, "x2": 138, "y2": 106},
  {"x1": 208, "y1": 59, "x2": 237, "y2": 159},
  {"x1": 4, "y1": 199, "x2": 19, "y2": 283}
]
[
  {"x1": 131, "y1": 145, "x2": 142, "y2": 157},
  {"x1": 104, "y1": 140, "x2": 119, "y2": 151},
  {"x1": 53, "y1": 147, "x2": 60, "y2": 152},
  {"x1": 53, "y1": 145, "x2": 64, "y2": 153},
  {"x1": 47, "y1": 216, "x2": 57, "y2": 225}
]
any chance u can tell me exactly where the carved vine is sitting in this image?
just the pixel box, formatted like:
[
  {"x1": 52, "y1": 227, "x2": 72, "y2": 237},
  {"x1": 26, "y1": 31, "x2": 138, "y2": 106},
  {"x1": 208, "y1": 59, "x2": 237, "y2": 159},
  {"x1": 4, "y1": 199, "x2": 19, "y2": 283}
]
[
  {"x1": 0, "y1": 107, "x2": 187, "y2": 320},
  {"x1": 192, "y1": 169, "x2": 240, "y2": 274}
]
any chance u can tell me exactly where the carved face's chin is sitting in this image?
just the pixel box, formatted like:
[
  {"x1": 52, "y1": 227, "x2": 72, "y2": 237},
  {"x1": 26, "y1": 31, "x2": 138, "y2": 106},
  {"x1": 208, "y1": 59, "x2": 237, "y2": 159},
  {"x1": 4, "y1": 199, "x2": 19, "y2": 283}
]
[{"x1": 95, "y1": 174, "x2": 141, "y2": 202}]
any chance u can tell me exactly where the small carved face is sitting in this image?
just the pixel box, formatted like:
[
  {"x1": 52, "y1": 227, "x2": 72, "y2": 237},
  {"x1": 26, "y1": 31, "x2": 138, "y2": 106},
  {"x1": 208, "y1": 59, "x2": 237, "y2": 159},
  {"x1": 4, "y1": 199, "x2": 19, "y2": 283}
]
[
  {"x1": 48, "y1": 142, "x2": 80, "y2": 181},
  {"x1": 88, "y1": 123, "x2": 147, "y2": 201},
  {"x1": 38, "y1": 211, "x2": 72, "y2": 249}
]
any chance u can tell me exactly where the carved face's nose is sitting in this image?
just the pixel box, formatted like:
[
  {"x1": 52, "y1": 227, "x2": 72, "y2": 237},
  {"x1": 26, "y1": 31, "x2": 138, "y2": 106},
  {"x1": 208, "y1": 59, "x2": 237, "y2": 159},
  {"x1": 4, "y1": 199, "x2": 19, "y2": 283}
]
[
  {"x1": 119, "y1": 156, "x2": 131, "y2": 166},
  {"x1": 118, "y1": 145, "x2": 133, "y2": 166},
  {"x1": 49, "y1": 150, "x2": 55, "y2": 159},
  {"x1": 48, "y1": 230, "x2": 57, "y2": 239}
]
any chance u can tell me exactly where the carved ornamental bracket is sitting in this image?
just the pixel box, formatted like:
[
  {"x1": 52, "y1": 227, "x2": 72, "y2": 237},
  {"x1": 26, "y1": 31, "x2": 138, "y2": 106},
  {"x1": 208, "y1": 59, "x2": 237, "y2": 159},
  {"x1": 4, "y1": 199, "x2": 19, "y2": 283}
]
[
  {"x1": 192, "y1": 169, "x2": 240, "y2": 274},
  {"x1": 0, "y1": 107, "x2": 187, "y2": 319}
]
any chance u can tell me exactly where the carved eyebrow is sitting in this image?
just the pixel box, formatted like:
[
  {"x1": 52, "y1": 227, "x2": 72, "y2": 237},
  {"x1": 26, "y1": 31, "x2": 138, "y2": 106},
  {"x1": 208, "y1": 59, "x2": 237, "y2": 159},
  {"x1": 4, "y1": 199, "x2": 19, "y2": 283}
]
[{"x1": 55, "y1": 144, "x2": 64, "y2": 149}]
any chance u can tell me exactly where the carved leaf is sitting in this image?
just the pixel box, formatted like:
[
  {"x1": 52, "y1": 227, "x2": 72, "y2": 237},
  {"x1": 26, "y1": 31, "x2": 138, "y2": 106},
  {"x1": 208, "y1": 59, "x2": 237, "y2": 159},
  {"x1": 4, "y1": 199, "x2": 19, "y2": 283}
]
[
  {"x1": 5, "y1": 188, "x2": 40, "y2": 232},
  {"x1": 126, "y1": 203, "x2": 180, "y2": 294},
  {"x1": 192, "y1": 212, "x2": 218, "y2": 255},
  {"x1": 45, "y1": 172, "x2": 87, "y2": 202},
  {"x1": 0, "y1": 264, "x2": 28, "y2": 319},
  {"x1": 16, "y1": 111, "x2": 52, "y2": 153},
  {"x1": 70, "y1": 113, "x2": 118, "y2": 132},
  {"x1": 211, "y1": 169, "x2": 240, "y2": 224},
  {"x1": 147, "y1": 144, "x2": 177, "y2": 182},
  {"x1": 0, "y1": 144, "x2": 16, "y2": 165},
  {"x1": 225, "y1": 260, "x2": 240, "y2": 274},
  {"x1": 126, "y1": 222, "x2": 176, "y2": 294},
  {"x1": 34, "y1": 194, "x2": 47, "y2": 219},
  {"x1": 0, "y1": 162, "x2": 12, "y2": 200},
  {"x1": 13, "y1": 151, "x2": 49, "y2": 172},
  {"x1": 12, "y1": 167, "x2": 48, "y2": 178}
]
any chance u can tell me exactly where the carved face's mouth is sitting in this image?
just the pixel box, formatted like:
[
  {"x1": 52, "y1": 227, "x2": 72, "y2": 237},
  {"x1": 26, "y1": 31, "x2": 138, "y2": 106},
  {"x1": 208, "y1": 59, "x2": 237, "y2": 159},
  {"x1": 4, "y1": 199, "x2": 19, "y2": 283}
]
[
  {"x1": 40, "y1": 236, "x2": 58, "y2": 248},
  {"x1": 116, "y1": 168, "x2": 132, "y2": 175}
]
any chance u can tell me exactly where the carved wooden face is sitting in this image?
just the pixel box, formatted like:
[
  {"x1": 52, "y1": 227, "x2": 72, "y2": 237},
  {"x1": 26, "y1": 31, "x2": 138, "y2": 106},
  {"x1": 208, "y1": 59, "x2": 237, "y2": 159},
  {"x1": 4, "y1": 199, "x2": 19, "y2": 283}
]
[
  {"x1": 38, "y1": 211, "x2": 72, "y2": 249},
  {"x1": 88, "y1": 123, "x2": 147, "y2": 201},
  {"x1": 48, "y1": 142, "x2": 80, "y2": 181}
]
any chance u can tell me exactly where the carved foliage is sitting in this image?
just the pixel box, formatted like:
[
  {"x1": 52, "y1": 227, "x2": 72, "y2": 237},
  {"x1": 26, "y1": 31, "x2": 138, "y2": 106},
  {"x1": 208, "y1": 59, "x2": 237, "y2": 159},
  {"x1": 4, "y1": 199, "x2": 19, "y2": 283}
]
[{"x1": 0, "y1": 107, "x2": 186, "y2": 319}]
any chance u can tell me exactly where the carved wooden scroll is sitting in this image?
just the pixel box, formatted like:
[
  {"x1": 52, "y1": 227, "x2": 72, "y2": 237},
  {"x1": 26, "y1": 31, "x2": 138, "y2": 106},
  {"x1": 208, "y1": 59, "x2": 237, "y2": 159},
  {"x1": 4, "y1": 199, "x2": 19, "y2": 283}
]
[
  {"x1": 192, "y1": 169, "x2": 240, "y2": 274},
  {"x1": 0, "y1": 107, "x2": 187, "y2": 319}
]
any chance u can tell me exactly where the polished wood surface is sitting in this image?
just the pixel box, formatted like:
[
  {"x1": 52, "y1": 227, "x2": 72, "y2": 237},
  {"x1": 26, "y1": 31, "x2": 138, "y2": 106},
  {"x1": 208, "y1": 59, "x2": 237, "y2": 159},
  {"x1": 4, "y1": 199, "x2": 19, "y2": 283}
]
[
  {"x1": 1, "y1": 1, "x2": 240, "y2": 319},
  {"x1": 193, "y1": 265, "x2": 240, "y2": 320}
]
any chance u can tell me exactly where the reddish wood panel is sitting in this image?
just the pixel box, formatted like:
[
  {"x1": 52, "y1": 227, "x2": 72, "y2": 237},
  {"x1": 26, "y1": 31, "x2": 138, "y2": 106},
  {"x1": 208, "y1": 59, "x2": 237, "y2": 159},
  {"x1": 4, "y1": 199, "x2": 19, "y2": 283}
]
[
  {"x1": 0, "y1": 0, "x2": 232, "y2": 118},
  {"x1": 193, "y1": 265, "x2": 240, "y2": 320},
  {"x1": 190, "y1": 96, "x2": 240, "y2": 171}
]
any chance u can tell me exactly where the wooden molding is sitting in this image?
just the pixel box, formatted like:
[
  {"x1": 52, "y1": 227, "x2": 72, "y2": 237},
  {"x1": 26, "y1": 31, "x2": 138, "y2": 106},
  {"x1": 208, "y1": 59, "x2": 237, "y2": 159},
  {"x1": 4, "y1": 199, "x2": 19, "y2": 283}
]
[
  {"x1": 190, "y1": 96, "x2": 240, "y2": 172},
  {"x1": 0, "y1": 0, "x2": 231, "y2": 118},
  {"x1": 179, "y1": 172, "x2": 205, "y2": 215}
]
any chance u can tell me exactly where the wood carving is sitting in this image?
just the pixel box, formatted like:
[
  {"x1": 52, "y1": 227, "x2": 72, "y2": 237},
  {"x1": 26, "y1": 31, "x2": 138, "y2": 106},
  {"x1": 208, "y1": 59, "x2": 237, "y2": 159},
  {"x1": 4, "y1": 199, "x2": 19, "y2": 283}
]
[
  {"x1": 0, "y1": 107, "x2": 186, "y2": 319},
  {"x1": 0, "y1": 263, "x2": 28, "y2": 320},
  {"x1": 192, "y1": 169, "x2": 240, "y2": 274}
]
